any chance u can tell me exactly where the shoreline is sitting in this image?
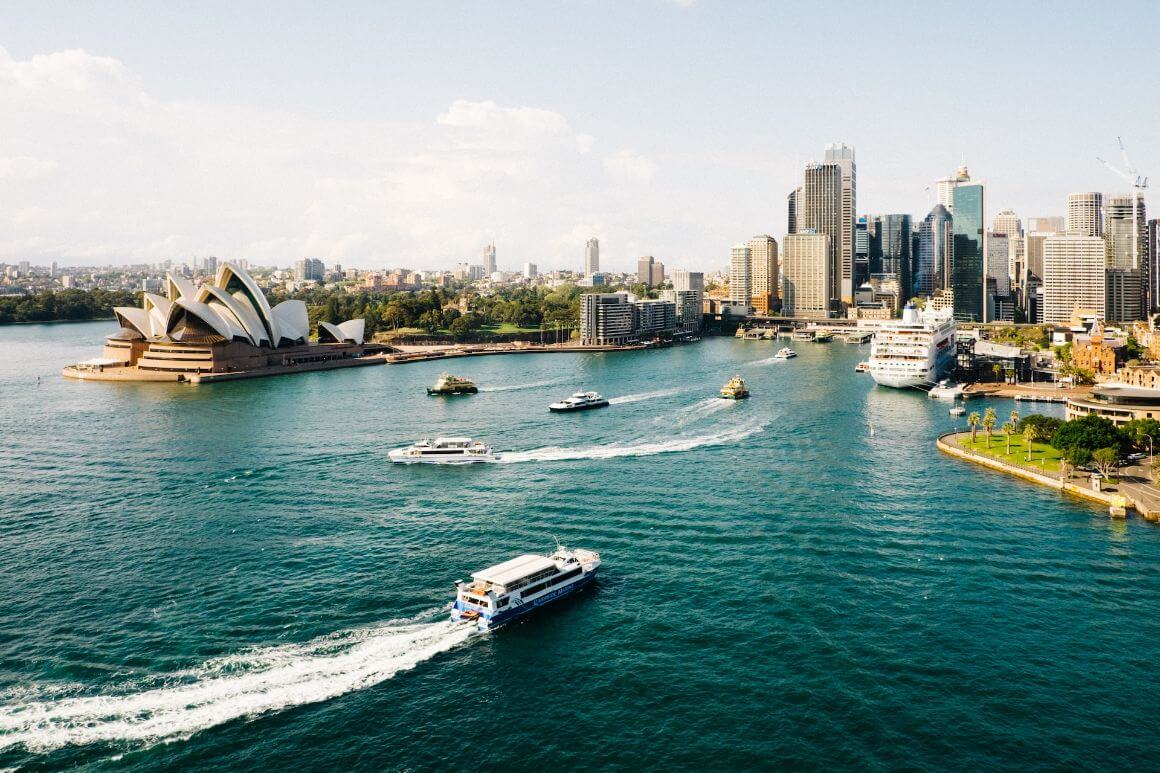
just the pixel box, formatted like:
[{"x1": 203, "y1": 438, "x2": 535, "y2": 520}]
[
  {"x1": 381, "y1": 340, "x2": 690, "y2": 363},
  {"x1": 935, "y1": 431, "x2": 1160, "y2": 521}
]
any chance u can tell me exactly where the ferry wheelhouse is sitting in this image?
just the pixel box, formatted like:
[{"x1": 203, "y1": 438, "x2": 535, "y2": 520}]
[{"x1": 451, "y1": 546, "x2": 601, "y2": 631}]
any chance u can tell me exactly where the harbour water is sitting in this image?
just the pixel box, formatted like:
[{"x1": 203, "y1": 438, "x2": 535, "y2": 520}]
[{"x1": 2, "y1": 322, "x2": 1159, "y2": 769}]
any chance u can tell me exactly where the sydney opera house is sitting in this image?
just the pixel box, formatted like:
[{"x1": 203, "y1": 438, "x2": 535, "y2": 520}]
[{"x1": 63, "y1": 263, "x2": 378, "y2": 383}]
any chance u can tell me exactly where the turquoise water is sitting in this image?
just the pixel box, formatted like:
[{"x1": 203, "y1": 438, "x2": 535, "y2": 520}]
[{"x1": 1, "y1": 322, "x2": 1158, "y2": 770}]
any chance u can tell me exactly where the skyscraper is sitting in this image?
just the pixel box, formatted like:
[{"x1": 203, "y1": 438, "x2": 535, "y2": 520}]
[
  {"x1": 729, "y1": 244, "x2": 752, "y2": 306},
  {"x1": 993, "y1": 208, "x2": 1022, "y2": 239},
  {"x1": 787, "y1": 187, "x2": 802, "y2": 235},
  {"x1": 584, "y1": 238, "x2": 599, "y2": 276},
  {"x1": 824, "y1": 143, "x2": 856, "y2": 303},
  {"x1": 936, "y1": 165, "x2": 971, "y2": 211},
  {"x1": 1042, "y1": 234, "x2": 1107, "y2": 324},
  {"x1": 1027, "y1": 216, "x2": 1065, "y2": 234},
  {"x1": 483, "y1": 243, "x2": 497, "y2": 275},
  {"x1": 781, "y1": 233, "x2": 831, "y2": 318},
  {"x1": 637, "y1": 256, "x2": 655, "y2": 286},
  {"x1": 854, "y1": 216, "x2": 870, "y2": 286},
  {"x1": 1066, "y1": 193, "x2": 1103, "y2": 237},
  {"x1": 295, "y1": 258, "x2": 325, "y2": 281},
  {"x1": 916, "y1": 205, "x2": 952, "y2": 295},
  {"x1": 986, "y1": 232, "x2": 1011, "y2": 296},
  {"x1": 1105, "y1": 194, "x2": 1147, "y2": 269},
  {"x1": 747, "y1": 235, "x2": 779, "y2": 313},
  {"x1": 880, "y1": 214, "x2": 913, "y2": 295},
  {"x1": 672, "y1": 269, "x2": 705, "y2": 319},
  {"x1": 801, "y1": 162, "x2": 841, "y2": 309},
  {"x1": 650, "y1": 260, "x2": 665, "y2": 287},
  {"x1": 951, "y1": 181, "x2": 986, "y2": 322}
]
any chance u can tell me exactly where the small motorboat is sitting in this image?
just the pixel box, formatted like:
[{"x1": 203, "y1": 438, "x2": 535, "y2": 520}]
[
  {"x1": 854, "y1": 362, "x2": 870, "y2": 373},
  {"x1": 720, "y1": 376, "x2": 749, "y2": 399},
  {"x1": 773, "y1": 347, "x2": 797, "y2": 360},
  {"x1": 949, "y1": 405, "x2": 966, "y2": 416}
]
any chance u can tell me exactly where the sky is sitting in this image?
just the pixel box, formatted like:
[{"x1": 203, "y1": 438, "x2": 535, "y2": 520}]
[{"x1": 1, "y1": 0, "x2": 1157, "y2": 273}]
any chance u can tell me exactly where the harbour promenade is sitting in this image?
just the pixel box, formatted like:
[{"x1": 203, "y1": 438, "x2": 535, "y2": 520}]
[{"x1": 937, "y1": 431, "x2": 1160, "y2": 522}]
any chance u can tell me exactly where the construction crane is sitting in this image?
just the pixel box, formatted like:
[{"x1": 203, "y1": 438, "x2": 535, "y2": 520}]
[{"x1": 1097, "y1": 137, "x2": 1149, "y2": 278}]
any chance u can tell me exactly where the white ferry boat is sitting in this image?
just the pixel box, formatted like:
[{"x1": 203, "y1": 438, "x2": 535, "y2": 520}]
[
  {"x1": 549, "y1": 391, "x2": 610, "y2": 412},
  {"x1": 867, "y1": 304, "x2": 957, "y2": 389},
  {"x1": 451, "y1": 544, "x2": 601, "y2": 631},
  {"x1": 388, "y1": 437, "x2": 497, "y2": 464},
  {"x1": 773, "y1": 347, "x2": 797, "y2": 360}
]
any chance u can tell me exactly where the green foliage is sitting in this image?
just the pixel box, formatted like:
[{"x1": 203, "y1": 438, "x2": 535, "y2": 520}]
[
  {"x1": 1092, "y1": 447, "x2": 1120, "y2": 478},
  {"x1": 1120, "y1": 418, "x2": 1160, "y2": 452},
  {"x1": 1017, "y1": 414, "x2": 1063, "y2": 435},
  {"x1": 1050, "y1": 415, "x2": 1125, "y2": 454},
  {"x1": 989, "y1": 325, "x2": 1050, "y2": 350},
  {"x1": 0, "y1": 288, "x2": 140, "y2": 324},
  {"x1": 1126, "y1": 335, "x2": 1144, "y2": 360},
  {"x1": 1054, "y1": 343, "x2": 1072, "y2": 362},
  {"x1": 1062, "y1": 446, "x2": 1093, "y2": 468}
]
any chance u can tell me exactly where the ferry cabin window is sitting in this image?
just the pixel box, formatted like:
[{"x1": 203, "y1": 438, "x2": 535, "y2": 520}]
[
  {"x1": 464, "y1": 596, "x2": 489, "y2": 608},
  {"x1": 521, "y1": 567, "x2": 582, "y2": 597}
]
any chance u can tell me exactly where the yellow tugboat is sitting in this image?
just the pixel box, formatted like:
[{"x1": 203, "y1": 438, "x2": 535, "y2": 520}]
[
  {"x1": 427, "y1": 373, "x2": 478, "y2": 395},
  {"x1": 719, "y1": 375, "x2": 749, "y2": 399}
]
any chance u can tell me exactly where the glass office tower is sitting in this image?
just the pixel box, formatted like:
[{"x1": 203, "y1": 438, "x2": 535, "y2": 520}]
[{"x1": 952, "y1": 182, "x2": 986, "y2": 322}]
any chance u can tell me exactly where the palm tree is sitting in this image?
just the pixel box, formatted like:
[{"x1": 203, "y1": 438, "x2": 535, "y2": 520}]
[
  {"x1": 1003, "y1": 421, "x2": 1017, "y2": 455},
  {"x1": 968, "y1": 411, "x2": 981, "y2": 444},
  {"x1": 983, "y1": 407, "x2": 997, "y2": 448},
  {"x1": 1010, "y1": 409, "x2": 1019, "y2": 430},
  {"x1": 1023, "y1": 424, "x2": 1039, "y2": 462}
]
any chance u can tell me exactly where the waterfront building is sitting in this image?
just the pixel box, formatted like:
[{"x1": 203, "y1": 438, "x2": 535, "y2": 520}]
[
  {"x1": 1066, "y1": 192, "x2": 1103, "y2": 237},
  {"x1": 1041, "y1": 234, "x2": 1107, "y2": 324},
  {"x1": 951, "y1": 181, "x2": 986, "y2": 322},
  {"x1": 65, "y1": 263, "x2": 366, "y2": 382},
  {"x1": 729, "y1": 244, "x2": 752, "y2": 307},
  {"x1": 672, "y1": 269, "x2": 705, "y2": 315},
  {"x1": 585, "y1": 237, "x2": 599, "y2": 276},
  {"x1": 1066, "y1": 383, "x2": 1160, "y2": 425},
  {"x1": 659, "y1": 289, "x2": 702, "y2": 332},
  {"x1": 748, "y1": 235, "x2": 779, "y2": 314},
  {"x1": 634, "y1": 298, "x2": 678, "y2": 336},
  {"x1": 483, "y1": 243, "x2": 497, "y2": 276},
  {"x1": 801, "y1": 161, "x2": 842, "y2": 309},
  {"x1": 781, "y1": 232, "x2": 830, "y2": 318},
  {"x1": 580, "y1": 292, "x2": 635, "y2": 345},
  {"x1": 1070, "y1": 321, "x2": 1126, "y2": 374},
  {"x1": 916, "y1": 205, "x2": 951, "y2": 295},
  {"x1": 993, "y1": 209, "x2": 1022, "y2": 240},
  {"x1": 824, "y1": 143, "x2": 856, "y2": 303}
]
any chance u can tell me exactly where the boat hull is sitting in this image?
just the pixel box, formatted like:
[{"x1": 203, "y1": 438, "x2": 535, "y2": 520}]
[
  {"x1": 388, "y1": 450, "x2": 497, "y2": 464},
  {"x1": 549, "y1": 400, "x2": 609, "y2": 412},
  {"x1": 719, "y1": 393, "x2": 749, "y2": 399},
  {"x1": 452, "y1": 570, "x2": 597, "y2": 631},
  {"x1": 427, "y1": 387, "x2": 478, "y2": 395}
]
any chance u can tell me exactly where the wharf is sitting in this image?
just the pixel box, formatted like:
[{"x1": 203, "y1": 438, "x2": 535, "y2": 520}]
[{"x1": 383, "y1": 341, "x2": 652, "y2": 363}]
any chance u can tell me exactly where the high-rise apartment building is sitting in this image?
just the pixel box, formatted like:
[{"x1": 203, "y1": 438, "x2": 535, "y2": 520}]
[
  {"x1": 916, "y1": 205, "x2": 952, "y2": 294},
  {"x1": 993, "y1": 208, "x2": 1022, "y2": 239},
  {"x1": 584, "y1": 238, "x2": 599, "y2": 276},
  {"x1": 951, "y1": 181, "x2": 986, "y2": 322},
  {"x1": 1066, "y1": 192, "x2": 1103, "y2": 237},
  {"x1": 650, "y1": 260, "x2": 665, "y2": 287},
  {"x1": 748, "y1": 235, "x2": 779, "y2": 313},
  {"x1": 824, "y1": 143, "x2": 856, "y2": 303},
  {"x1": 483, "y1": 243, "x2": 497, "y2": 275},
  {"x1": 580, "y1": 292, "x2": 636, "y2": 345},
  {"x1": 1042, "y1": 234, "x2": 1106, "y2": 324},
  {"x1": 523, "y1": 262, "x2": 537, "y2": 279},
  {"x1": 637, "y1": 256, "x2": 656, "y2": 286},
  {"x1": 781, "y1": 233, "x2": 831, "y2": 317},
  {"x1": 729, "y1": 244, "x2": 752, "y2": 306},
  {"x1": 801, "y1": 162, "x2": 842, "y2": 309},
  {"x1": 672, "y1": 270, "x2": 705, "y2": 322},
  {"x1": 295, "y1": 258, "x2": 325, "y2": 282}
]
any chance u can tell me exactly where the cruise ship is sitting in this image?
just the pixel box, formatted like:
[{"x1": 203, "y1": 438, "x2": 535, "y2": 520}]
[
  {"x1": 867, "y1": 304, "x2": 957, "y2": 389},
  {"x1": 451, "y1": 544, "x2": 601, "y2": 631}
]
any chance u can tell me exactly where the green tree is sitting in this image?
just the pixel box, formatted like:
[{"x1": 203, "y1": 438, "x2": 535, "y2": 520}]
[
  {"x1": 1017, "y1": 414, "x2": 1063, "y2": 436},
  {"x1": 1062, "y1": 446, "x2": 1093, "y2": 476},
  {"x1": 1050, "y1": 415, "x2": 1125, "y2": 453},
  {"x1": 982, "y1": 407, "x2": 997, "y2": 447},
  {"x1": 1092, "y1": 447, "x2": 1120, "y2": 480},
  {"x1": 968, "y1": 411, "x2": 981, "y2": 443},
  {"x1": 1120, "y1": 418, "x2": 1160, "y2": 455},
  {"x1": 1023, "y1": 424, "x2": 1040, "y2": 462},
  {"x1": 1003, "y1": 421, "x2": 1017, "y2": 455}
]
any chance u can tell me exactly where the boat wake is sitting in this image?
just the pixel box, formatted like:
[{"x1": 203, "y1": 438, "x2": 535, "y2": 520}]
[
  {"x1": 0, "y1": 613, "x2": 473, "y2": 755},
  {"x1": 607, "y1": 387, "x2": 684, "y2": 405},
  {"x1": 479, "y1": 378, "x2": 569, "y2": 393},
  {"x1": 665, "y1": 397, "x2": 736, "y2": 426},
  {"x1": 497, "y1": 421, "x2": 762, "y2": 463},
  {"x1": 745, "y1": 356, "x2": 787, "y2": 366}
]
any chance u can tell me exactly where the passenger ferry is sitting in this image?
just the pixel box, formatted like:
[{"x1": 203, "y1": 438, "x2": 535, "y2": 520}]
[
  {"x1": 773, "y1": 347, "x2": 797, "y2": 360},
  {"x1": 451, "y1": 544, "x2": 601, "y2": 631},
  {"x1": 388, "y1": 437, "x2": 497, "y2": 464},
  {"x1": 720, "y1": 375, "x2": 749, "y2": 399},
  {"x1": 867, "y1": 303, "x2": 957, "y2": 389},
  {"x1": 427, "y1": 373, "x2": 478, "y2": 395},
  {"x1": 549, "y1": 391, "x2": 610, "y2": 412}
]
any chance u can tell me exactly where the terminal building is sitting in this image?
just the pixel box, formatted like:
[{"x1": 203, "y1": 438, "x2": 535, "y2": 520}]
[
  {"x1": 1066, "y1": 383, "x2": 1160, "y2": 426},
  {"x1": 64, "y1": 263, "x2": 370, "y2": 382}
]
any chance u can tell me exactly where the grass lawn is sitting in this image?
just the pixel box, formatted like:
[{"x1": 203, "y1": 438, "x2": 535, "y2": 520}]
[
  {"x1": 959, "y1": 432, "x2": 1064, "y2": 474},
  {"x1": 485, "y1": 323, "x2": 548, "y2": 334}
]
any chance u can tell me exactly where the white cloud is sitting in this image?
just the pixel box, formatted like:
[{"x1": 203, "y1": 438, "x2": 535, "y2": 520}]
[
  {"x1": 603, "y1": 150, "x2": 657, "y2": 182},
  {"x1": 0, "y1": 156, "x2": 59, "y2": 181}
]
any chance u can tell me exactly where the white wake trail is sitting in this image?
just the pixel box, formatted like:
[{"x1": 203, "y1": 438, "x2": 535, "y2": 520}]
[
  {"x1": 607, "y1": 387, "x2": 684, "y2": 405},
  {"x1": 0, "y1": 614, "x2": 473, "y2": 754},
  {"x1": 479, "y1": 378, "x2": 569, "y2": 392},
  {"x1": 497, "y1": 421, "x2": 762, "y2": 463}
]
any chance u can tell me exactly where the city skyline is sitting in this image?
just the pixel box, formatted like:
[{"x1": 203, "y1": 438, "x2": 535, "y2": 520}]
[{"x1": 1, "y1": 2, "x2": 1157, "y2": 272}]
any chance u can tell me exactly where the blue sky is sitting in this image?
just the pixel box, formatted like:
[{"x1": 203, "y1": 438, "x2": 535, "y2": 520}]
[{"x1": 1, "y1": 1, "x2": 1156, "y2": 271}]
